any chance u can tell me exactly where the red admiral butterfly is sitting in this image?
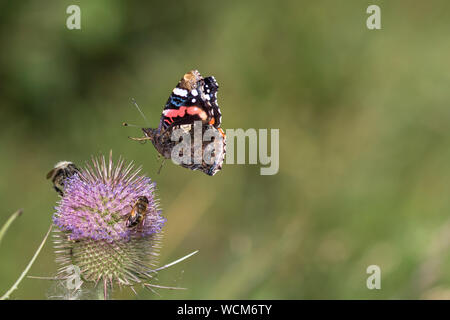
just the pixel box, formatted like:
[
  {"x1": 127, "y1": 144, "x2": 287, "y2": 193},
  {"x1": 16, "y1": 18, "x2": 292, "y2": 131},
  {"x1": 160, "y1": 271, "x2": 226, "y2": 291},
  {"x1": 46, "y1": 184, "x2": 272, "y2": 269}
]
[{"x1": 128, "y1": 70, "x2": 226, "y2": 176}]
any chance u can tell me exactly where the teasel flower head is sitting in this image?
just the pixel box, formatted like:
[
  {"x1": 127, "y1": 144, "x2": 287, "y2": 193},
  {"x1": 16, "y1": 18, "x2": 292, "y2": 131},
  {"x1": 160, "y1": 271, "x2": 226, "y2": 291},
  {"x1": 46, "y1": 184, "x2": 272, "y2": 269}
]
[{"x1": 52, "y1": 151, "x2": 166, "y2": 298}]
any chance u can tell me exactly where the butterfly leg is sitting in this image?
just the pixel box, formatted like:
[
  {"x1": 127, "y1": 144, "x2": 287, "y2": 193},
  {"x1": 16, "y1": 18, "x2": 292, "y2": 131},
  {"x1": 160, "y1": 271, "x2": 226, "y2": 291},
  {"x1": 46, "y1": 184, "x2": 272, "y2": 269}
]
[
  {"x1": 128, "y1": 136, "x2": 152, "y2": 144},
  {"x1": 157, "y1": 158, "x2": 166, "y2": 175}
]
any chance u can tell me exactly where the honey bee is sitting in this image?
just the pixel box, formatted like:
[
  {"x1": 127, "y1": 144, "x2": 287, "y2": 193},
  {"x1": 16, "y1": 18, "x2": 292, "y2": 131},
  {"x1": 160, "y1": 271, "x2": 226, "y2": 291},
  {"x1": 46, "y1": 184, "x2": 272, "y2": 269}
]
[
  {"x1": 125, "y1": 196, "x2": 149, "y2": 230},
  {"x1": 46, "y1": 161, "x2": 80, "y2": 196}
]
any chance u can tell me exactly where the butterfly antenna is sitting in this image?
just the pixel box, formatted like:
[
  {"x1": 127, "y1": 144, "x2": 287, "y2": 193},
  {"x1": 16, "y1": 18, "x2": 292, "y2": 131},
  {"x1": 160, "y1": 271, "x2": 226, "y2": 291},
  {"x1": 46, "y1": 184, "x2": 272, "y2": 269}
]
[
  {"x1": 131, "y1": 98, "x2": 150, "y2": 127},
  {"x1": 122, "y1": 122, "x2": 140, "y2": 127},
  {"x1": 123, "y1": 122, "x2": 151, "y2": 144}
]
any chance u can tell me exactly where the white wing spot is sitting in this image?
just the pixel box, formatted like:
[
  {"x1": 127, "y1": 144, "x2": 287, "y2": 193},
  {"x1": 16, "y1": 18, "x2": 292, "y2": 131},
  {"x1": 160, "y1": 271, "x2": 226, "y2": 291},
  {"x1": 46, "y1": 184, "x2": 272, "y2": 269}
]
[
  {"x1": 173, "y1": 88, "x2": 188, "y2": 97},
  {"x1": 191, "y1": 89, "x2": 198, "y2": 96},
  {"x1": 192, "y1": 98, "x2": 196, "y2": 103}
]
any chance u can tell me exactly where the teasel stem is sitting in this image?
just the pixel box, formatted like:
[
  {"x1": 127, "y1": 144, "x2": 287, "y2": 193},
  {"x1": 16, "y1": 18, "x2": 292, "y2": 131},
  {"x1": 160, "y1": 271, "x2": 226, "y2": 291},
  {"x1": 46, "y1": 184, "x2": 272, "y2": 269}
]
[
  {"x1": 1, "y1": 224, "x2": 53, "y2": 300},
  {"x1": 0, "y1": 209, "x2": 23, "y2": 247},
  {"x1": 94, "y1": 279, "x2": 109, "y2": 300},
  {"x1": 103, "y1": 278, "x2": 108, "y2": 300}
]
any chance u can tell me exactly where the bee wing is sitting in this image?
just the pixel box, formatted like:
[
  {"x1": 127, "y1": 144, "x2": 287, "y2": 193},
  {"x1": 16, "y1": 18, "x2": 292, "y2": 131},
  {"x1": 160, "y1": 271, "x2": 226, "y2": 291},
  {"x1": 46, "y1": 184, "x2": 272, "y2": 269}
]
[
  {"x1": 121, "y1": 213, "x2": 131, "y2": 220},
  {"x1": 123, "y1": 205, "x2": 137, "y2": 223},
  {"x1": 46, "y1": 168, "x2": 56, "y2": 180}
]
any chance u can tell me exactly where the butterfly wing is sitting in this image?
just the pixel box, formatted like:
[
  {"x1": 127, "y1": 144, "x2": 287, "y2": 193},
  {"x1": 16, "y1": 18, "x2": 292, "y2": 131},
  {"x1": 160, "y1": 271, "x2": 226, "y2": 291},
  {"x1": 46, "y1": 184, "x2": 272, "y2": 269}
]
[
  {"x1": 160, "y1": 70, "x2": 210, "y2": 130},
  {"x1": 152, "y1": 70, "x2": 226, "y2": 176},
  {"x1": 178, "y1": 124, "x2": 226, "y2": 176},
  {"x1": 202, "y1": 76, "x2": 222, "y2": 128}
]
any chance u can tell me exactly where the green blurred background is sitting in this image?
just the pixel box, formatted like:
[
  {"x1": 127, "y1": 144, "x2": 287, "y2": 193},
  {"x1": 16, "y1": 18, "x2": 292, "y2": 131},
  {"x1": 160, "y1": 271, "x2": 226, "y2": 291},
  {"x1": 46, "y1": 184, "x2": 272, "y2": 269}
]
[{"x1": 1, "y1": 0, "x2": 450, "y2": 299}]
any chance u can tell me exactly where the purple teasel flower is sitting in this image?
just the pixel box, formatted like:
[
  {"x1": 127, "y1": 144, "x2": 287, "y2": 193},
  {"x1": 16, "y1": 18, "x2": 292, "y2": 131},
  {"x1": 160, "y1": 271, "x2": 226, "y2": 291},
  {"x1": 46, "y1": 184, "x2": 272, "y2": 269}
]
[{"x1": 50, "y1": 152, "x2": 193, "y2": 299}]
